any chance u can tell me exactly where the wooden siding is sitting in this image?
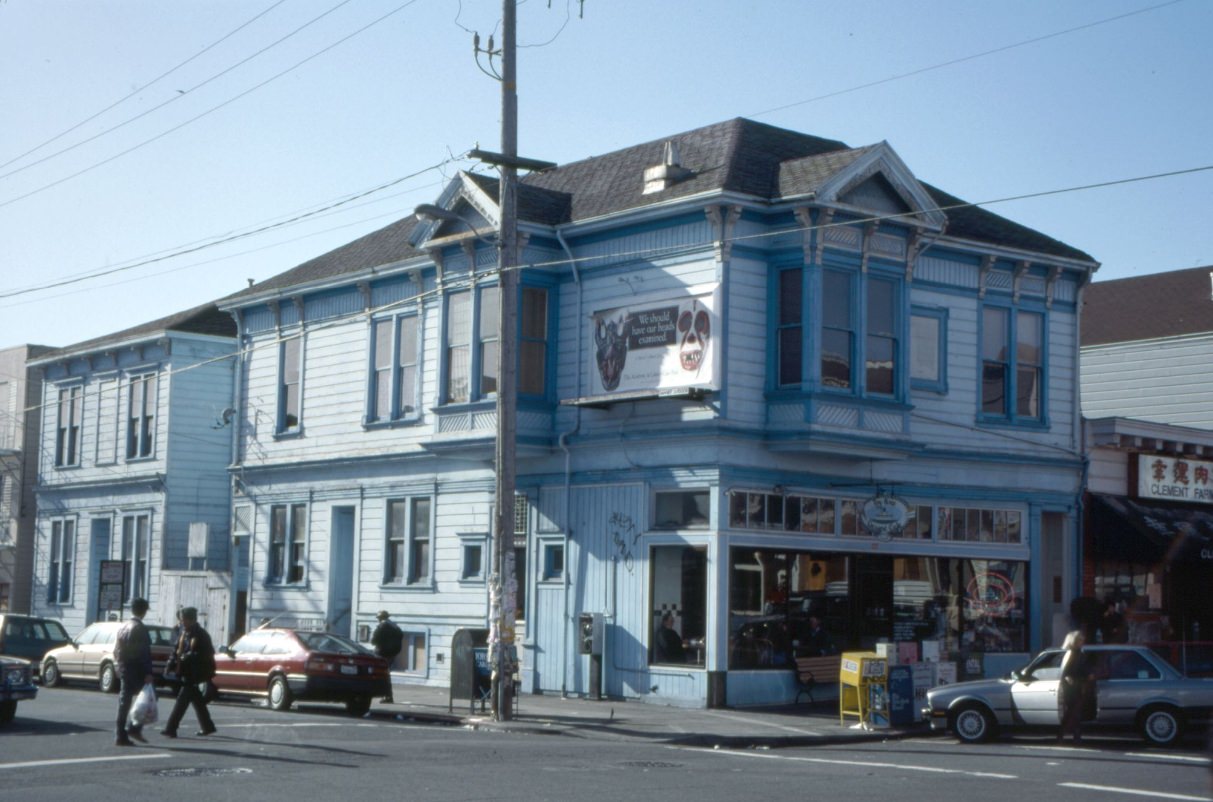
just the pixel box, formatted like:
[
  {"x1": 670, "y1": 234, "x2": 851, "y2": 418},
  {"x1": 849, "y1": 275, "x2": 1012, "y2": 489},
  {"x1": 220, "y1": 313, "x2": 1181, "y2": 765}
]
[{"x1": 1082, "y1": 336, "x2": 1213, "y2": 430}]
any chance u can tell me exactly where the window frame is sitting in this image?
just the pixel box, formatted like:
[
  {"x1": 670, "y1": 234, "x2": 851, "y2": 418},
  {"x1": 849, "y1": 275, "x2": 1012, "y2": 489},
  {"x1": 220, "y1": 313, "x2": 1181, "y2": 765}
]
[
  {"x1": 457, "y1": 532, "x2": 487, "y2": 584},
  {"x1": 910, "y1": 306, "x2": 948, "y2": 393},
  {"x1": 46, "y1": 517, "x2": 76, "y2": 604},
  {"x1": 277, "y1": 333, "x2": 304, "y2": 435},
  {"x1": 267, "y1": 503, "x2": 307, "y2": 586},
  {"x1": 518, "y1": 285, "x2": 551, "y2": 399},
  {"x1": 776, "y1": 267, "x2": 804, "y2": 388},
  {"x1": 120, "y1": 512, "x2": 151, "y2": 603},
  {"x1": 367, "y1": 313, "x2": 421, "y2": 425},
  {"x1": 382, "y1": 497, "x2": 434, "y2": 587},
  {"x1": 54, "y1": 384, "x2": 83, "y2": 468},
  {"x1": 539, "y1": 539, "x2": 565, "y2": 583},
  {"x1": 442, "y1": 285, "x2": 502, "y2": 405},
  {"x1": 125, "y1": 372, "x2": 157, "y2": 460},
  {"x1": 979, "y1": 302, "x2": 1047, "y2": 426}
]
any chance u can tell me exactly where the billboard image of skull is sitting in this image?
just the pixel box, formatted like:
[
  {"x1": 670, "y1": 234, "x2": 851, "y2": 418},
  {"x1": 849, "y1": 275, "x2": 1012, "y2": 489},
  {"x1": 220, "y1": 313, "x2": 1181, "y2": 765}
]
[
  {"x1": 594, "y1": 313, "x2": 630, "y2": 392},
  {"x1": 677, "y1": 299, "x2": 710, "y2": 374}
]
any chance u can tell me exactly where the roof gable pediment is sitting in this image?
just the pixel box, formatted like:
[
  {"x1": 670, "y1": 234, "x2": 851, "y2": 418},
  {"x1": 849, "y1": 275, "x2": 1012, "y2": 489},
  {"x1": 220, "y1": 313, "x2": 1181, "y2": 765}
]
[{"x1": 800, "y1": 142, "x2": 946, "y2": 231}]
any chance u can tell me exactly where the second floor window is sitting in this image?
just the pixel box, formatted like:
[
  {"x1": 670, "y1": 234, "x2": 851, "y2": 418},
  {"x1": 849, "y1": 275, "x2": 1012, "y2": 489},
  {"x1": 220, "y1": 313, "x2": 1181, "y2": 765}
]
[
  {"x1": 370, "y1": 315, "x2": 419, "y2": 423},
  {"x1": 121, "y1": 513, "x2": 150, "y2": 601},
  {"x1": 444, "y1": 286, "x2": 500, "y2": 404},
  {"x1": 982, "y1": 306, "x2": 1044, "y2": 422},
  {"x1": 278, "y1": 335, "x2": 302, "y2": 433},
  {"x1": 55, "y1": 386, "x2": 82, "y2": 467},
  {"x1": 520, "y1": 287, "x2": 548, "y2": 396},
  {"x1": 269, "y1": 503, "x2": 307, "y2": 584},
  {"x1": 126, "y1": 373, "x2": 157, "y2": 459},
  {"x1": 47, "y1": 518, "x2": 74, "y2": 604},
  {"x1": 777, "y1": 269, "x2": 803, "y2": 387}
]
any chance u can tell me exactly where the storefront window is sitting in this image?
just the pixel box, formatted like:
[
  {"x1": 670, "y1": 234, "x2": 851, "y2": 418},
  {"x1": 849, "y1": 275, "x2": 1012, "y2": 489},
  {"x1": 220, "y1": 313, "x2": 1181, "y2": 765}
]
[
  {"x1": 649, "y1": 545, "x2": 707, "y2": 667},
  {"x1": 728, "y1": 549, "x2": 1027, "y2": 670}
]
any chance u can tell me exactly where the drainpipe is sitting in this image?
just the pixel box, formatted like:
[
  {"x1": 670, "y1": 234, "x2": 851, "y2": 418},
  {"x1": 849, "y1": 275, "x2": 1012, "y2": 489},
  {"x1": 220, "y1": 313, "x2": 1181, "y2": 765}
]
[
  {"x1": 228, "y1": 310, "x2": 246, "y2": 634},
  {"x1": 556, "y1": 227, "x2": 581, "y2": 697}
]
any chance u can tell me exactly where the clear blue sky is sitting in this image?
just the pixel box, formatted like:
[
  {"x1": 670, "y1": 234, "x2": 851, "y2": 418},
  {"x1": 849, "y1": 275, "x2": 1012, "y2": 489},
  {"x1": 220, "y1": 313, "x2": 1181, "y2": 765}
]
[{"x1": 2, "y1": 0, "x2": 1210, "y2": 349}]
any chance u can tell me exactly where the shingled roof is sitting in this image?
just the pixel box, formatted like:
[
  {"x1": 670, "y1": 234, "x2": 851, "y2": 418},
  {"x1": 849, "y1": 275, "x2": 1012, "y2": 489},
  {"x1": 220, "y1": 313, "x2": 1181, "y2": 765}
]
[
  {"x1": 35, "y1": 301, "x2": 236, "y2": 361},
  {"x1": 1082, "y1": 265, "x2": 1213, "y2": 346},
  {"x1": 226, "y1": 117, "x2": 1093, "y2": 305}
]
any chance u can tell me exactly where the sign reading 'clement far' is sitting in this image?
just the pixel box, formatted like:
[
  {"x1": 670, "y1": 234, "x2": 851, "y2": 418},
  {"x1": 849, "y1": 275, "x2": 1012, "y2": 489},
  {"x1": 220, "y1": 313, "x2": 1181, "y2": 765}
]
[
  {"x1": 589, "y1": 284, "x2": 720, "y2": 397},
  {"x1": 1138, "y1": 454, "x2": 1213, "y2": 505}
]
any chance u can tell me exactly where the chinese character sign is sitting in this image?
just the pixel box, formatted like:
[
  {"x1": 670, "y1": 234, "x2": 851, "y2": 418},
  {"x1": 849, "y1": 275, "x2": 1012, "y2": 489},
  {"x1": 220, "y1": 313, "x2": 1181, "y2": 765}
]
[{"x1": 1138, "y1": 454, "x2": 1213, "y2": 505}]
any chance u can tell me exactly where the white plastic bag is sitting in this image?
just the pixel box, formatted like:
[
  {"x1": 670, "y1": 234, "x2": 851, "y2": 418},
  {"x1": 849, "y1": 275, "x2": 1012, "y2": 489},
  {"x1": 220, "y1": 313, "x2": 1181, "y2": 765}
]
[{"x1": 129, "y1": 682, "x2": 159, "y2": 727}]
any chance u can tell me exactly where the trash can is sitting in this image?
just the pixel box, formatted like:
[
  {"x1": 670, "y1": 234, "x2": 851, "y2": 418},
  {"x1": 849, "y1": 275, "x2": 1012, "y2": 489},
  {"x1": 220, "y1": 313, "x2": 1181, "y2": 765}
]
[
  {"x1": 449, "y1": 628, "x2": 491, "y2": 713},
  {"x1": 839, "y1": 651, "x2": 888, "y2": 728}
]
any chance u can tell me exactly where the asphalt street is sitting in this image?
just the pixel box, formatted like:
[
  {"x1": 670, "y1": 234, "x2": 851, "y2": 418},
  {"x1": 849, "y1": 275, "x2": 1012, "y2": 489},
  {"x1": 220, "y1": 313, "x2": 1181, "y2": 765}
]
[{"x1": 3, "y1": 686, "x2": 1211, "y2": 802}]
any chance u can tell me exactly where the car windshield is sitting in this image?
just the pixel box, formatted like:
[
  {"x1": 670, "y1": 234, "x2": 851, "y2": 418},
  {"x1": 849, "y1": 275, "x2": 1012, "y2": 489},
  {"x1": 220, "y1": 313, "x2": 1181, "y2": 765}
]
[{"x1": 298, "y1": 632, "x2": 368, "y2": 655}]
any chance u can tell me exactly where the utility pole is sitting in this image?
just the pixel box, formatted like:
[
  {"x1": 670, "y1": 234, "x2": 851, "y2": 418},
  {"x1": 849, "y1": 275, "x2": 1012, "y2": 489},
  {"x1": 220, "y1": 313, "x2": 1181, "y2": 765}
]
[{"x1": 490, "y1": 0, "x2": 519, "y2": 723}]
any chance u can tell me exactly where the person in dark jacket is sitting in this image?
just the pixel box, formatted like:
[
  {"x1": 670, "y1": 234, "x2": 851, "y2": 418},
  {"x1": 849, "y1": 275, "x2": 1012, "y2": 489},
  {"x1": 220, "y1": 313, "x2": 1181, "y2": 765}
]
[
  {"x1": 371, "y1": 611, "x2": 403, "y2": 703},
  {"x1": 1058, "y1": 629, "x2": 1096, "y2": 743},
  {"x1": 160, "y1": 607, "x2": 217, "y2": 738},
  {"x1": 654, "y1": 613, "x2": 686, "y2": 663},
  {"x1": 115, "y1": 597, "x2": 154, "y2": 746}
]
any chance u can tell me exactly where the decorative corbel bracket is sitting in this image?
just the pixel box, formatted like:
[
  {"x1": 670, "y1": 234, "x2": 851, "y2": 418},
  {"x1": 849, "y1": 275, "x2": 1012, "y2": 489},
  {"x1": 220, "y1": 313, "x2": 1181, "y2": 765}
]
[
  {"x1": 814, "y1": 208, "x2": 835, "y2": 264},
  {"x1": 860, "y1": 222, "x2": 879, "y2": 273},
  {"x1": 1012, "y1": 261, "x2": 1030, "y2": 303},
  {"x1": 1046, "y1": 265, "x2": 1063, "y2": 308},
  {"x1": 705, "y1": 204, "x2": 742, "y2": 263},
  {"x1": 794, "y1": 207, "x2": 814, "y2": 266},
  {"x1": 356, "y1": 281, "x2": 371, "y2": 310},
  {"x1": 428, "y1": 250, "x2": 446, "y2": 287},
  {"x1": 978, "y1": 255, "x2": 996, "y2": 299}
]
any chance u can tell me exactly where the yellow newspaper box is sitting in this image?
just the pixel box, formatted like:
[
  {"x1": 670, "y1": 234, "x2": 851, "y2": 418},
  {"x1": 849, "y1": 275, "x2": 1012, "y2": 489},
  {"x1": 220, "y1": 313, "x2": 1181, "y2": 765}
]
[{"x1": 839, "y1": 651, "x2": 888, "y2": 727}]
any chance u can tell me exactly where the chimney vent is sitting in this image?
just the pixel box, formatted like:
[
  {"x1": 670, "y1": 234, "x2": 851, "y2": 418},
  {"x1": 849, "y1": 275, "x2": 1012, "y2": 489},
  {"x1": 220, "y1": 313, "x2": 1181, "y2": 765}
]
[{"x1": 643, "y1": 140, "x2": 694, "y2": 195}]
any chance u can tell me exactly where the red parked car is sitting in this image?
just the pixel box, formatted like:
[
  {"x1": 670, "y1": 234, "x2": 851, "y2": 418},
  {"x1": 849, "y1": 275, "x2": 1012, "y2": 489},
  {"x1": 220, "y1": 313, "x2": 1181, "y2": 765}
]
[{"x1": 212, "y1": 628, "x2": 390, "y2": 716}]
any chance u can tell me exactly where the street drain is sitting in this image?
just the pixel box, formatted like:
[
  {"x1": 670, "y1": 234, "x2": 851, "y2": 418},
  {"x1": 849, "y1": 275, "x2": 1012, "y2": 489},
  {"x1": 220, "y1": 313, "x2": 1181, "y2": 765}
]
[
  {"x1": 154, "y1": 767, "x2": 253, "y2": 778},
  {"x1": 619, "y1": 761, "x2": 683, "y2": 769}
]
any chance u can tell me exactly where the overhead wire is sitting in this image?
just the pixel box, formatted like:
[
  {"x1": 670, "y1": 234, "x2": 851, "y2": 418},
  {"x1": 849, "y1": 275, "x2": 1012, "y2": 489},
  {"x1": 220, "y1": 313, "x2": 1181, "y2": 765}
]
[
  {"x1": 0, "y1": 0, "x2": 422, "y2": 212},
  {"x1": 0, "y1": 155, "x2": 464, "y2": 300},
  {"x1": 0, "y1": 0, "x2": 291, "y2": 173},
  {"x1": 747, "y1": 0, "x2": 1188, "y2": 118}
]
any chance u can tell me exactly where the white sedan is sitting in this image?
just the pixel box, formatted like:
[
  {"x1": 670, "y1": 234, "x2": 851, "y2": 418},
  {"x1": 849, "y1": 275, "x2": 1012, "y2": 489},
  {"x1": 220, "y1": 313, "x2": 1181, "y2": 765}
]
[{"x1": 923, "y1": 643, "x2": 1213, "y2": 746}]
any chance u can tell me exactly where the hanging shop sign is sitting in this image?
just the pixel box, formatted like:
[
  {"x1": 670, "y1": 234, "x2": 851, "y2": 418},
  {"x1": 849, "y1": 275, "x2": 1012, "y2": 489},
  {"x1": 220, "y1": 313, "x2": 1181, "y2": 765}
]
[
  {"x1": 860, "y1": 491, "x2": 910, "y2": 540},
  {"x1": 588, "y1": 284, "x2": 720, "y2": 397},
  {"x1": 1137, "y1": 454, "x2": 1213, "y2": 505}
]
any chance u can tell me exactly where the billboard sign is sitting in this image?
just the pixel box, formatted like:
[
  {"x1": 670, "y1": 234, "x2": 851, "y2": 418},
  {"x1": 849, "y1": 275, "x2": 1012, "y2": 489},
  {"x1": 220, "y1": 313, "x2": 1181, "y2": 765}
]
[{"x1": 589, "y1": 285, "x2": 719, "y2": 397}]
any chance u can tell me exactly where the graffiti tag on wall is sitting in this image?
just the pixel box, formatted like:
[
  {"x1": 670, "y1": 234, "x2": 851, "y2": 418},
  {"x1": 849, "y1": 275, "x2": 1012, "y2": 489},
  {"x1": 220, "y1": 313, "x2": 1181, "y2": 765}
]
[{"x1": 609, "y1": 511, "x2": 641, "y2": 574}]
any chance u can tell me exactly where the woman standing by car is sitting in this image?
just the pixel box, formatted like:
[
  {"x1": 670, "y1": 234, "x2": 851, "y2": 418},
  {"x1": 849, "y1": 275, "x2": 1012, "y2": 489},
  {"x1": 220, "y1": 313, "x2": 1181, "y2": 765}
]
[{"x1": 1059, "y1": 630, "x2": 1095, "y2": 743}]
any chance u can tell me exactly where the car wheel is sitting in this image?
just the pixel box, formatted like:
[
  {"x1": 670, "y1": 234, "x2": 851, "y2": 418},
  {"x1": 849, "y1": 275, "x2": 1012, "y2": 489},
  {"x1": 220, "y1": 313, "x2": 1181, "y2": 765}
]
[
  {"x1": 42, "y1": 659, "x2": 63, "y2": 688},
  {"x1": 345, "y1": 695, "x2": 372, "y2": 717},
  {"x1": 951, "y1": 703, "x2": 997, "y2": 744},
  {"x1": 1139, "y1": 705, "x2": 1184, "y2": 747},
  {"x1": 0, "y1": 700, "x2": 16, "y2": 724},
  {"x1": 268, "y1": 675, "x2": 293, "y2": 712},
  {"x1": 99, "y1": 662, "x2": 119, "y2": 694}
]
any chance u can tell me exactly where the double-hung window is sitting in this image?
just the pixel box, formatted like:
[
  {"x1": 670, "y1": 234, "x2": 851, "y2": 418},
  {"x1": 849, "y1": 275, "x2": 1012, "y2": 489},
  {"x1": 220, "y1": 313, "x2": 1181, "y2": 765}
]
[
  {"x1": 776, "y1": 269, "x2": 803, "y2": 387},
  {"x1": 278, "y1": 335, "x2": 302, "y2": 434},
  {"x1": 55, "y1": 386, "x2": 83, "y2": 467},
  {"x1": 444, "y1": 286, "x2": 499, "y2": 403},
  {"x1": 519, "y1": 287, "x2": 549, "y2": 397},
  {"x1": 46, "y1": 518, "x2": 75, "y2": 603},
  {"x1": 126, "y1": 373, "x2": 157, "y2": 459},
  {"x1": 369, "y1": 315, "x2": 419, "y2": 423},
  {"x1": 384, "y1": 497, "x2": 432, "y2": 585},
  {"x1": 981, "y1": 306, "x2": 1044, "y2": 422},
  {"x1": 121, "y1": 513, "x2": 150, "y2": 601},
  {"x1": 810, "y1": 268, "x2": 902, "y2": 397},
  {"x1": 268, "y1": 504, "x2": 307, "y2": 584}
]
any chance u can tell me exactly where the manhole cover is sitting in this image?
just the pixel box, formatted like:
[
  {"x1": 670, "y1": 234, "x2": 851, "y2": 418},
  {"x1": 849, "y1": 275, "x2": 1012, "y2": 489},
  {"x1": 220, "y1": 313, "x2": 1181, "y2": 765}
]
[
  {"x1": 154, "y1": 767, "x2": 253, "y2": 778},
  {"x1": 618, "y1": 761, "x2": 683, "y2": 769}
]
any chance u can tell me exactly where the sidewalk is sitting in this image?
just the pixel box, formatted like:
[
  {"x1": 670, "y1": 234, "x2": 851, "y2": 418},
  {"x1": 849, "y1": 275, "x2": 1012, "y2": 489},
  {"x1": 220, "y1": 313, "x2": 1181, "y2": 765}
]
[{"x1": 368, "y1": 683, "x2": 935, "y2": 748}]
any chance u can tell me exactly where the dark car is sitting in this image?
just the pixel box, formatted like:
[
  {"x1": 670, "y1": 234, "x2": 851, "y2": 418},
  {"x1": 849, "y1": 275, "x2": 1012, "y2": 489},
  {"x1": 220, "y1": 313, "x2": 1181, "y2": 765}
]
[
  {"x1": 0, "y1": 613, "x2": 71, "y2": 680},
  {"x1": 0, "y1": 655, "x2": 38, "y2": 724},
  {"x1": 212, "y1": 628, "x2": 390, "y2": 716},
  {"x1": 41, "y1": 621, "x2": 177, "y2": 693}
]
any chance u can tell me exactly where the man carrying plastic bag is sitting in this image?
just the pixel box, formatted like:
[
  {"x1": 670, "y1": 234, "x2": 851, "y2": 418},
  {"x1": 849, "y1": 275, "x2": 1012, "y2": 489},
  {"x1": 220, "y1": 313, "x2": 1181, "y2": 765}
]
[{"x1": 114, "y1": 597, "x2": 155, "y2": 746}]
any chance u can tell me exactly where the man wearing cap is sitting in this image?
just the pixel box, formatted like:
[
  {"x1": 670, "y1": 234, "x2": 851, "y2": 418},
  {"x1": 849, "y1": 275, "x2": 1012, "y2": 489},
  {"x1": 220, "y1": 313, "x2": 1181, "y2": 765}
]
[
  {"x1": 160, "y1": 607, "x2": 217, "y2": 738},
  {"x1": 371, "y1": 610, "x2": 403, "y2": 703}
]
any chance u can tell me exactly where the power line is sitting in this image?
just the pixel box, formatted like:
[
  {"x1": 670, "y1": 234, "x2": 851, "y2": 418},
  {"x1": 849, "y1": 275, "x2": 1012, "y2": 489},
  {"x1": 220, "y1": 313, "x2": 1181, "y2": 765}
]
[
  {"x1": 748, "y1": 0, "x2": 1187, "y2": 118},
  {"x1": 0, "y1": 0, "x2": 421, "y2": 212},
  {"x1": 0, "y1": 0, "x2": 291, "y2": 173},
  {"x1": 0, "y1": 157, "x2": 461, "y2": 301}
]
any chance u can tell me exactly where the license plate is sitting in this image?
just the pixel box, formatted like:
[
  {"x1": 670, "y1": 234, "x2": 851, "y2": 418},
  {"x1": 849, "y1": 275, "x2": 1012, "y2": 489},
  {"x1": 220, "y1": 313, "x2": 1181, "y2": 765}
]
[{"x1": 340, "y1": 665, "x2": 358, "y2": 675}]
